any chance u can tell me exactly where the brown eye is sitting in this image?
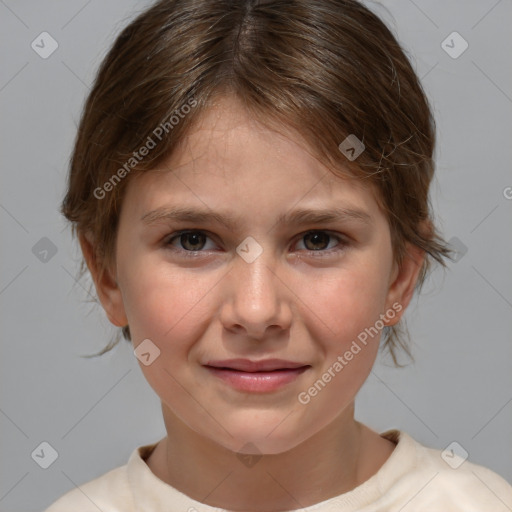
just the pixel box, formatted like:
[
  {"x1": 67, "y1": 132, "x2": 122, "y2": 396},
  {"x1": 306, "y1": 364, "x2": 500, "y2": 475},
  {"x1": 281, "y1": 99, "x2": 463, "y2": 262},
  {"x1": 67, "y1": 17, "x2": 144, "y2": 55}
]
[
  {"x1": 178, "y1": 232, "x2": 207, "y2": 251},
  {"x1": 166, "y1": 231, "x2": 214, "y2": 252},
  {"x1": 302, "y1": 231, "x2": 332, "y2": 251},
  {"x1": 294, "y1": 230, "x2": 347, "y2": 257}
]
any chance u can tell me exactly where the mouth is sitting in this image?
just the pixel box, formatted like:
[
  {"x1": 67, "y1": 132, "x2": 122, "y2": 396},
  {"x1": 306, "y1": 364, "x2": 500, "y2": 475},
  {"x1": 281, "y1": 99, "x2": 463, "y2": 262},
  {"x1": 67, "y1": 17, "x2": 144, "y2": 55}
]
[
  {"x1": 205, "y1": 358, "x2": 309, "y2": 372},
  {"x1": 203, "y1": 359, "x2": 311, "y2": 392}
]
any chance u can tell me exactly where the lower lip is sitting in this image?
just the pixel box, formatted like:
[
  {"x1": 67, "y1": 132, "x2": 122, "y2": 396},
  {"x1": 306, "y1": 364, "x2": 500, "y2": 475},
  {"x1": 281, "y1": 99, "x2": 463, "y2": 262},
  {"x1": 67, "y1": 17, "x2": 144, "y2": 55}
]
[{"x1": 205, "y1": 366, "x2": 309, "y2": 392}]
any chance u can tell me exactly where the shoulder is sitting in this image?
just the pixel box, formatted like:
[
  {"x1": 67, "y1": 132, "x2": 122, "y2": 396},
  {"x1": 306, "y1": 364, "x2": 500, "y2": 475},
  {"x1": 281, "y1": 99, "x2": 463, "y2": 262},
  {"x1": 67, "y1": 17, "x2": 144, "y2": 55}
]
[
  {"x1": 43, "y1": 444, "x2": 156, "y2": 512},
  {"x1": 382, "y1": 430, "x2": 512, "y2": 510},
  {"x1": 43, "y1": 465, "x2": 130, "y2": 512}
]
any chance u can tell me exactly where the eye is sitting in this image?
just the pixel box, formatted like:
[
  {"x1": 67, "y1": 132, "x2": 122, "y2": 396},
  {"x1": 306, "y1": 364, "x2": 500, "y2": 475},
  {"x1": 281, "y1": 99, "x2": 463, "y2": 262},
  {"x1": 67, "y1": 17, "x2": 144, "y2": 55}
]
[
  {"x1": 294, "y1": 230, "x2": 346, "y2": 255},
  {"x1": 164, "y1": 230, "x2": 217, "y2": 253}
]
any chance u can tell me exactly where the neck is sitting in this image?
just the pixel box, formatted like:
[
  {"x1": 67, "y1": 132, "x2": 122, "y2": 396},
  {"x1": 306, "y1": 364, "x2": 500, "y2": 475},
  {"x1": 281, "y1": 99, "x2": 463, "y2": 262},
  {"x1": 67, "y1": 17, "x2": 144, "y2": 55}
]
[{"x1": 145, "y1": 403, "x2": 395, "y2": 511}]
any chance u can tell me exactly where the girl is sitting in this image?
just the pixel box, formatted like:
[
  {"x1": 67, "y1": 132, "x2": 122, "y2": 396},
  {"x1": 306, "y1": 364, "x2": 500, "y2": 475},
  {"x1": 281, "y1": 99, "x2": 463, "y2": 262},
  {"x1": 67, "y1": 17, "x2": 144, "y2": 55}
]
[{"x1": 46, "y1": 0, "x2": 512, "y2": 510}]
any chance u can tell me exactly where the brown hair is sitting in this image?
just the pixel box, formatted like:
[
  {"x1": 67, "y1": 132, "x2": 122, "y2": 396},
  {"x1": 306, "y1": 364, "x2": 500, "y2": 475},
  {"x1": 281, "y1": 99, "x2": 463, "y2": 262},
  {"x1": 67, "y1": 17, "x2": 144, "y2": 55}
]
[{"x1": 61, "y1": 0, "x2": 453, "y2": 364}]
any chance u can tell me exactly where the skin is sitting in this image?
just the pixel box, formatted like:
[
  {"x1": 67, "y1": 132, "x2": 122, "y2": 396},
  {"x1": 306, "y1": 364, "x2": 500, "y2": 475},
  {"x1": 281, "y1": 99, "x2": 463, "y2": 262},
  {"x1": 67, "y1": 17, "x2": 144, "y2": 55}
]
[{"x1": 80, "y1": 95, "x2": 425, "y2": 511}]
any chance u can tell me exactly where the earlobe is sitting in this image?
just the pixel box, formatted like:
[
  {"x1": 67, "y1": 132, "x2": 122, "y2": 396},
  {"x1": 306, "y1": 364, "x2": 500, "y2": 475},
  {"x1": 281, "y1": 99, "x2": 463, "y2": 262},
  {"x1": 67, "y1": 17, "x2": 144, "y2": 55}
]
[
  {"x1": 384, "y1": 243, "x2": 425, "y2": 326},
  {"x1": 78, "y1": 232, "x2": 128, "y2": 328}
]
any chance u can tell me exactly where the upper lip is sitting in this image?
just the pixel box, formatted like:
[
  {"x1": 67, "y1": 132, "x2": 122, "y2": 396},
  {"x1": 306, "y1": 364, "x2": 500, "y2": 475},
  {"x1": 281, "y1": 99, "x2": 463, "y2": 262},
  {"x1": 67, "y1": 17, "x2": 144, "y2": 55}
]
[{"x1": 204, "y1": 358, "x2": 310, "y2": 372}]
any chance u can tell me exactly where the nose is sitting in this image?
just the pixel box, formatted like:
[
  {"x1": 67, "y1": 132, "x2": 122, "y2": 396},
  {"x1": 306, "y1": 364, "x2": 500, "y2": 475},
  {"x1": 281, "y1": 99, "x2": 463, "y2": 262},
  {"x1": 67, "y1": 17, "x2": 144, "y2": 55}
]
[{"x1": 219, "y1": 248, "x2": 293, "y2": 340}]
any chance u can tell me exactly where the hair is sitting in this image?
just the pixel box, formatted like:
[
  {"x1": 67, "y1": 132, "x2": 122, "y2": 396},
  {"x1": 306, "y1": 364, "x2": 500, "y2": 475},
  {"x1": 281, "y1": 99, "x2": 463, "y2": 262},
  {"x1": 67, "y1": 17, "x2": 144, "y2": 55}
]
[{"x1": 61, "y1": 0, "x2": 454, "y2": 364}]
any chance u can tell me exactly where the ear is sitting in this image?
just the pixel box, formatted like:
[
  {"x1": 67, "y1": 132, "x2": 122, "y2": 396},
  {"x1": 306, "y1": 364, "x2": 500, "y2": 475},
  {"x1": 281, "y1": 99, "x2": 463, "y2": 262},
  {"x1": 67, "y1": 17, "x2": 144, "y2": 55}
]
[
  {"x1": 78, "y1": 231, "x2": 128, "y2": 328},
  {"x1": 383, "y1": 241, "x2": 425, "y2": 326}
]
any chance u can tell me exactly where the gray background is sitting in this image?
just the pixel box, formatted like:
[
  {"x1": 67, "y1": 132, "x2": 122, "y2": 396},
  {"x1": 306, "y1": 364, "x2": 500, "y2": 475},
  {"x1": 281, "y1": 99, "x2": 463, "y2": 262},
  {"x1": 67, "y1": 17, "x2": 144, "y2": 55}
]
[{"x1": 1, "y1": 0, "x2": 511, "y2": 510}]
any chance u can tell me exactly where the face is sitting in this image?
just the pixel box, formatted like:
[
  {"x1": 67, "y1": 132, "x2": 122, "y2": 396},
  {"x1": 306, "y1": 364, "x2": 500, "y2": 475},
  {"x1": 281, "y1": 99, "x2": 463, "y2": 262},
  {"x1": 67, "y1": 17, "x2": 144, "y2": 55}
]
[{"x1": 90, "y1": 96, "x2": 422, "y2": 455}]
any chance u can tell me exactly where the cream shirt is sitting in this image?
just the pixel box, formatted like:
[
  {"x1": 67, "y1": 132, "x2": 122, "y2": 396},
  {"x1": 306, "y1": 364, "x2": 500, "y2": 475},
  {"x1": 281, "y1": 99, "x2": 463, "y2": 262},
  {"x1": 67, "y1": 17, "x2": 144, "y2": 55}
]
[{"x1": 44, "y1": 430, "x2": 512, "y2": 511}]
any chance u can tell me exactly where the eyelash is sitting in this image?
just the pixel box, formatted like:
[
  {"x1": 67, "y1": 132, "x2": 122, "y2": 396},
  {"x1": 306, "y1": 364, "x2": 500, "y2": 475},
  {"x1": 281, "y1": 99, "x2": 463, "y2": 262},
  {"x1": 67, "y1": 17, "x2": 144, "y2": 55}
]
[{"x1": 162, "y1": 229, "x2": 349, "y2": 259}]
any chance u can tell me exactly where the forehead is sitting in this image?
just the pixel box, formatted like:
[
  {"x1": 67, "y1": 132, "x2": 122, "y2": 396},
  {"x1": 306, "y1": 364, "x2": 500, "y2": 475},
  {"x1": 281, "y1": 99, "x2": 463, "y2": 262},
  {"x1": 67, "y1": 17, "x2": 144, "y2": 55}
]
[
  {"x1": 122, "y1": 96, "x2": 383, "y2": 224},
  {"x1": 169, "y1": 96, "x2": 331, "y2": 179}
]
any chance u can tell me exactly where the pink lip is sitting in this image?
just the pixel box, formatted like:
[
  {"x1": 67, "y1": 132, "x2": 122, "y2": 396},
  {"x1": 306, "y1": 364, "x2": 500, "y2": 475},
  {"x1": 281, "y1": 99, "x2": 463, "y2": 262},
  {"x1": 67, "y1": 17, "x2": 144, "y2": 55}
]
[{"x1": 204, "y1": 359, "x2": 310, "y2": 392}]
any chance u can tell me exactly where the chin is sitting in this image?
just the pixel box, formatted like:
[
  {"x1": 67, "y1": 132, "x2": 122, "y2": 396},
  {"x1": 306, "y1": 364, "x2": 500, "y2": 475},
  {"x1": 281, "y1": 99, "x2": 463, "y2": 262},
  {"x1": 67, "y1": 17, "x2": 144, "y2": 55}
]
[{"x1": 209, "y1": 416, "x2": 314, "y2": 456}]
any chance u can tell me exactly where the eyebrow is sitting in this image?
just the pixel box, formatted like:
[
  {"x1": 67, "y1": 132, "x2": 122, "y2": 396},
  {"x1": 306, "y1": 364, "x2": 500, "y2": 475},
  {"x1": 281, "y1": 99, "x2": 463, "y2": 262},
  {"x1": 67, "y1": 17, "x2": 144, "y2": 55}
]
[{"x1": 140, "y1": 205, "x2": 372, "y2": 230}]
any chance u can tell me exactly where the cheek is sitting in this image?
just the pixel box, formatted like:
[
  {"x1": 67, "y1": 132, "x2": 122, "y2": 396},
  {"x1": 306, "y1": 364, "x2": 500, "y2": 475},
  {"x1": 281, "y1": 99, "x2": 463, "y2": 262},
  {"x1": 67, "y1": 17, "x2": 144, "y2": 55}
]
[
  {"x1": 121, "y1": 263, "x2": 221, "y2": 408},
  {"x1": 294, "y1": 269, "x2": 386, "y2": 423},
  {"x1": 298, "y1": 261, "x2": 390, "y2": 343},
  {"x1": 119, "y1": 255, "x2": 219, "y2": 346}
]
